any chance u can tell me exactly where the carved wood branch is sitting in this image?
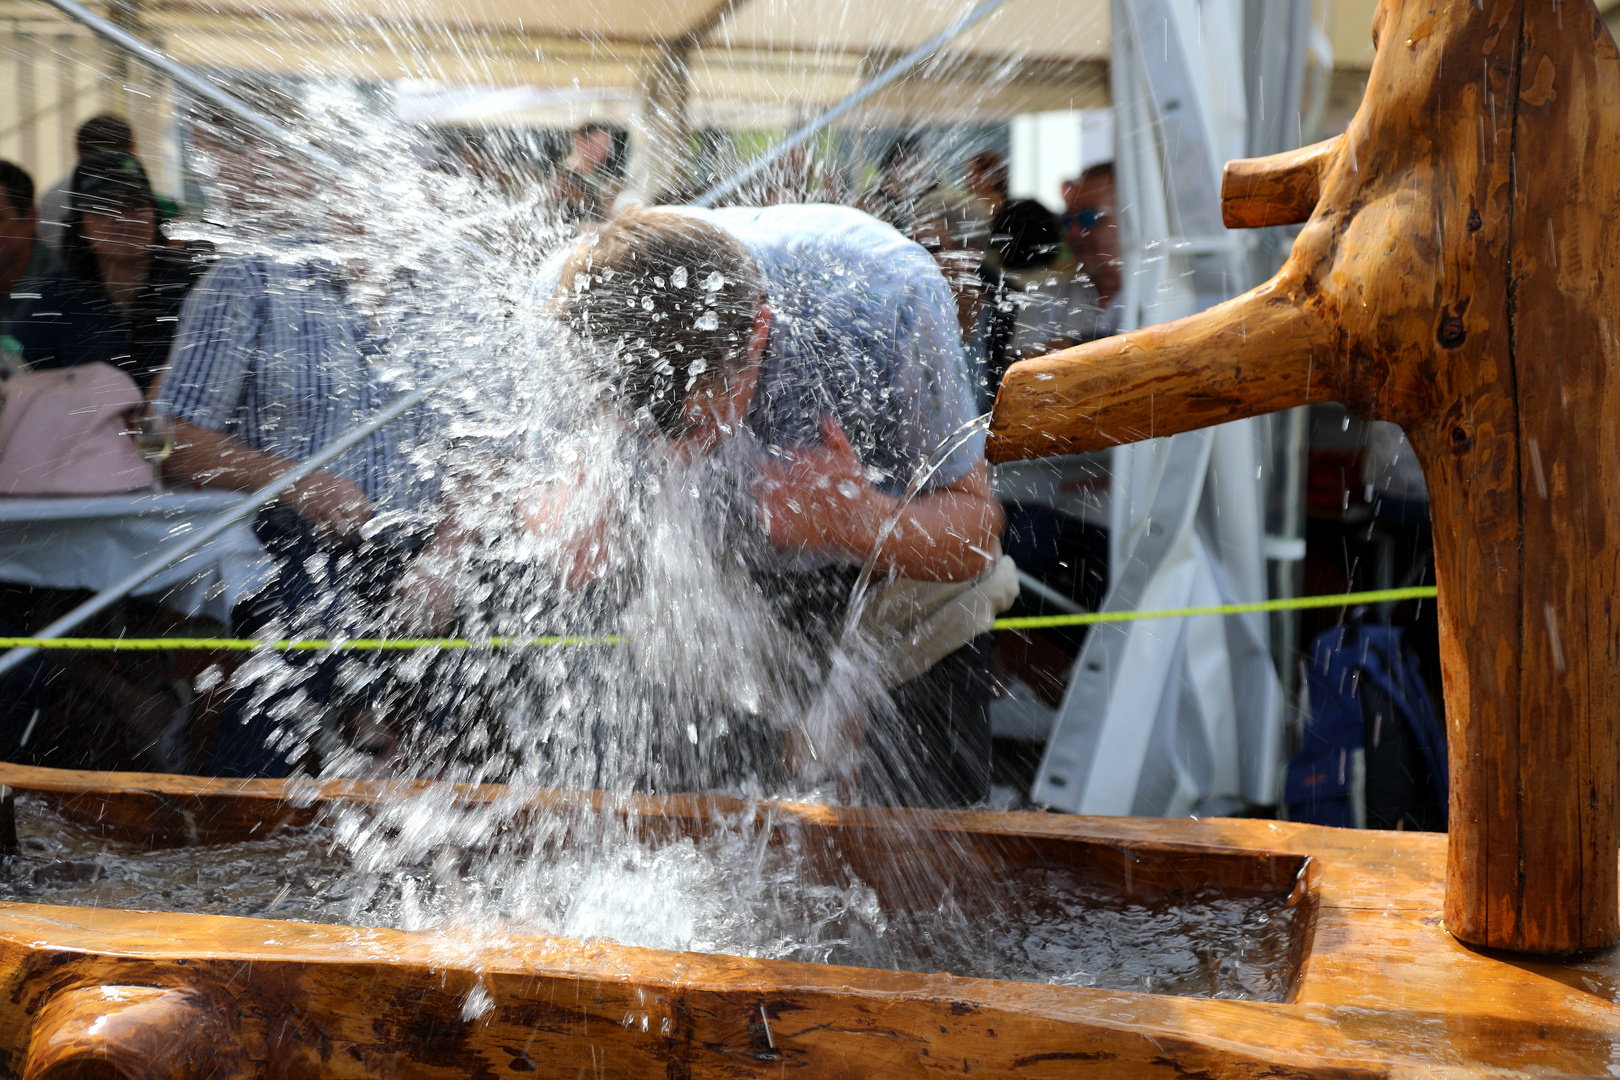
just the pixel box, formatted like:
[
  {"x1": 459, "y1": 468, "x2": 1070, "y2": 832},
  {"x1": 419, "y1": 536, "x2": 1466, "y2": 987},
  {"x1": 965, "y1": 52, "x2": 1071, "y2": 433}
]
[{"x1": 1220, "y1": 136, "x2": 1342, "y2": 229}]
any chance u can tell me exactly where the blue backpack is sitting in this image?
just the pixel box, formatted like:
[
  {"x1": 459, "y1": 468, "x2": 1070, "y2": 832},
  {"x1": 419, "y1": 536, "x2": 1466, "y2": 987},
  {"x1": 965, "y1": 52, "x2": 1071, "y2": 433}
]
[{"x1": 1285, "y1": 622, "x2": 1448, "y2": 829}]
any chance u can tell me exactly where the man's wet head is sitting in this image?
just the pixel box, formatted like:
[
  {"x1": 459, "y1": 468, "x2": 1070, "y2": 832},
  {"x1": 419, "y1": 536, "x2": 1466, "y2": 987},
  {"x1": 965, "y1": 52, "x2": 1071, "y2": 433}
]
[{"x1": 558, "y1": 207, "x2": 769, "y2": 452}]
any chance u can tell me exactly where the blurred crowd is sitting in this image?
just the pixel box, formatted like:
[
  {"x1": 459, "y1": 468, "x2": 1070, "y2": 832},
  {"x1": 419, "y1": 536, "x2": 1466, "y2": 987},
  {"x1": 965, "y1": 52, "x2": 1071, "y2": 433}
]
[{"x1": 0, "y1": 106, "x2": 1121, "y2": 797}]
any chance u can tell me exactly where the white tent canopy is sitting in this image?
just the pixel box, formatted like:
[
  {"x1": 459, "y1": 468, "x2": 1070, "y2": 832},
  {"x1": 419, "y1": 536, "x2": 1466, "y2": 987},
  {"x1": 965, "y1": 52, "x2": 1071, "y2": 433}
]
[
  {"x1": 153, "y1": 0, "x2": 1111, "y2": 127},
  {"x1": 4, "y1": 0, "x2": 1379, "y2": 188}
]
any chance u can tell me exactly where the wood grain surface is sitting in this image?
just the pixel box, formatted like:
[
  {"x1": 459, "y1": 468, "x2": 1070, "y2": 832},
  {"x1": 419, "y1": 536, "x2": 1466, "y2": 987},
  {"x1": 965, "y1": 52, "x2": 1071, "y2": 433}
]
[
  {"x1": 1219, "y1": 136, "x2": 1341, "y2": 229},
  {"x1": 0, "y1": 763, "x2": 1615, "y2": 1078},
  {"x1": 990, "y1": 0, "x2": 1620, "y2": 953}
]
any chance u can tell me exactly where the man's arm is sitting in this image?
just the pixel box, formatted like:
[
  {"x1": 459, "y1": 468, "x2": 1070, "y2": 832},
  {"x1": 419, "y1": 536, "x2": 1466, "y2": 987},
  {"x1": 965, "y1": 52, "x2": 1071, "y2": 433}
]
[
  {"x1": 753, "y1": 414, "x2": 1005, "y2": 582},
  {"x1": 165, "y1": 419, "x2": 370, "y2": 538}
]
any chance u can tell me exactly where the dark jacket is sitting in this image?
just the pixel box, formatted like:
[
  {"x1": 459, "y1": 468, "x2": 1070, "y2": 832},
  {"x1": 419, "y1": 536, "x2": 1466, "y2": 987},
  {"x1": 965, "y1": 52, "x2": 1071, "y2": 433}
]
[
  {"x1": 13, "y1": 244, "x2": 209, "y2": 393},
  {"x1": 976, "y1": 261, "x2": 1016, "y2": 403}
]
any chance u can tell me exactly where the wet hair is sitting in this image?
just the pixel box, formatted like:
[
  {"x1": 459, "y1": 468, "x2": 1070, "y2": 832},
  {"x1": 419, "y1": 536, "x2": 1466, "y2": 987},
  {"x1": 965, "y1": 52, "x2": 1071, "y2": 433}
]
[
  {"x1": 63, "y1": 152, "x2": 161, "y2": 287},
  {"x1": 556, "y1": 206, "x2": 765, "y2": 439},
  {"x1": 0, "y1": 160, "x2": 33, "y2": 218},
  {"x1": 75, "y1": 115, "x2": 134, "y2": 160},
  {"x1": 991, "y1": 198, "x2": 1062, "y2": 271}
]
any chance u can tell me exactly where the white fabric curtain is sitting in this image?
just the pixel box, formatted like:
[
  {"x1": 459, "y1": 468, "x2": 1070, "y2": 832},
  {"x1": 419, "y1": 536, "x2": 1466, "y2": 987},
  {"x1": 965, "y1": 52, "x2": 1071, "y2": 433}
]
[{"x1": 1031, "y1": 0, "x2": 1283, "y2": 816}]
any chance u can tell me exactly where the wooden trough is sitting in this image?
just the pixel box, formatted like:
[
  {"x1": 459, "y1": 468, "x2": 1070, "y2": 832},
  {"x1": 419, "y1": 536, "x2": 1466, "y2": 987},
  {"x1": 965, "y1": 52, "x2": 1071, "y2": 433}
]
[
  {"x1": 1, "y1": 0, "x2": 1619, "y2": 1075},
  {"x1": 0, "y1": 760, "x2": 1616, "y2": 1079}
]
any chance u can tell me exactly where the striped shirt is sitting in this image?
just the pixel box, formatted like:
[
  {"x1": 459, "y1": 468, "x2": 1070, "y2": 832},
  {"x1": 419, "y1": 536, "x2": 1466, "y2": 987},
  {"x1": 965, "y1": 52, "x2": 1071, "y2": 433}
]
[{"x1": 158, "y1": 244, "x2": 436, "y2": 513}]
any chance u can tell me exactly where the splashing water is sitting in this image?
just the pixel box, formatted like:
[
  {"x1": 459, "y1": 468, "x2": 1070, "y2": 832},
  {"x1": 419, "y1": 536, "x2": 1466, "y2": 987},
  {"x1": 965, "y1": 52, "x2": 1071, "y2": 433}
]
[
  {"x1": 0, "y1": 5, "x2": 1303, "y2": 998},
  {"x1": 0, "y1": 795, "x2": 1306, "y2": 1001},
  {"x1": 156, "y1": 98, "x2": 969, "y2": 967}
]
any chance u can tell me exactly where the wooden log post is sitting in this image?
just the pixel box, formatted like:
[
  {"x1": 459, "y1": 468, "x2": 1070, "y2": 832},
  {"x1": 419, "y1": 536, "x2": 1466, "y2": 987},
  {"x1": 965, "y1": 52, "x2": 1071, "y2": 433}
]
[{"x1": 990, "y1": 0, "x2": 1620, "y2": 954}]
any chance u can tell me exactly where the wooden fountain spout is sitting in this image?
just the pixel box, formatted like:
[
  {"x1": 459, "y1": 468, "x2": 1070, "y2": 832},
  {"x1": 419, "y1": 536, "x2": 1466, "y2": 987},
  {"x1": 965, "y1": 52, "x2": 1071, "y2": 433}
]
[{"x1": 991, "y1": 0, "x2": 1620, "y2": 954}]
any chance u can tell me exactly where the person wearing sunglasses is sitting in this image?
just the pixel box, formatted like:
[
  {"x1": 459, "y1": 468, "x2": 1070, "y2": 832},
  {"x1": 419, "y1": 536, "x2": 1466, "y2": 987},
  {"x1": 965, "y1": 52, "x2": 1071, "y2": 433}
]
[{"x1": 1060, "y1": 162, "x2": 1121, "y2": 328}]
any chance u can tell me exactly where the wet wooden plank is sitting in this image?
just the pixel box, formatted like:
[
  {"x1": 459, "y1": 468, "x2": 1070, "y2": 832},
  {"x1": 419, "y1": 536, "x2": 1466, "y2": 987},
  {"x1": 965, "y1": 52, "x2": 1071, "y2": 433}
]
[{"x1": 0, "y1": 764, "x2": 1615, "y2": 1075}]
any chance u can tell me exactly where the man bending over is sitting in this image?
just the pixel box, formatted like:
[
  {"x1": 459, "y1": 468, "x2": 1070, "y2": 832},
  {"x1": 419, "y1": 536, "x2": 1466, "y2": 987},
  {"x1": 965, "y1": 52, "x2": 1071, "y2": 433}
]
[{"x1": 550, "y1": 204, "x2": 1012, "y2": 807}]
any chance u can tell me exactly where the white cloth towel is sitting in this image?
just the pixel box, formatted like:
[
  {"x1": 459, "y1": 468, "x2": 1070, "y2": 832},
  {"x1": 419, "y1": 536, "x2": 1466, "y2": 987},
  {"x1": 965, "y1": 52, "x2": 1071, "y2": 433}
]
[{"x1": 858, "y1": 544, "x2": 1020, "y2": 688}]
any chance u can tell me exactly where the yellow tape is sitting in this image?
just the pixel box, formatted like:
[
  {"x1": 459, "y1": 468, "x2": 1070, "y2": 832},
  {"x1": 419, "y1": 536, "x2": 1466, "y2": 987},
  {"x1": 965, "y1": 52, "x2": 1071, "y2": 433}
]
[
  {"x1": 994, "y1": 585, "x2": 1437, "y2": 631},
  {"x1": 0, "y1": 587, "x2": 1435, "y2": 652}
]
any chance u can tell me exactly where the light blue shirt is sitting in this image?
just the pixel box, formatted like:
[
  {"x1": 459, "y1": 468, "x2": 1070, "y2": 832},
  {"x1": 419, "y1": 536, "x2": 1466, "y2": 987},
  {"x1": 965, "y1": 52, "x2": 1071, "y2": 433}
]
[{"x1": 687, "y1": 204, "x2": 983, "y2": 496}]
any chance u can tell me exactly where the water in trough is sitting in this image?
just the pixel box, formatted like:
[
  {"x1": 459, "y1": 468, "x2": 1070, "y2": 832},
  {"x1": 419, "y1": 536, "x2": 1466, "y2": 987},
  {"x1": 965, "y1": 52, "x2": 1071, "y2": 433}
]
[{"x1": 0, "y1": 795, "x2": 1303, "y2": 1001}]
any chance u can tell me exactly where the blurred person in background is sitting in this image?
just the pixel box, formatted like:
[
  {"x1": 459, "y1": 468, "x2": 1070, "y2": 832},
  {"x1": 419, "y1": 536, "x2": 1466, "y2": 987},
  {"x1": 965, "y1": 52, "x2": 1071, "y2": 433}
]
[
  {"x1": 186, "y1": 82, "x2": 323, "y2": 232},
  {"x1": 986, "y1": 194, "x2": 1115, "y2": 739},
  {"x1": 963, "y1": 150, "x2": 1009, "y2": 222},
  {"x1": 985, "y1": 198, "x2": 1103, "y2": 393},
  {"x1": 0, "y1": 155, "x2": 208, "y2": 771},
  {"x1": 38, "y1": 116, "x2": 131, "y2": 254},
  {"x1": 0, "y1": 160, "x2": 56, "y2": 346},
  {"x1": 909, "y1": 189, "x2": 989, "y2": 339},
  {"x1": 757, "y1": 146, "x2": 814, "y2": 205},
  {"x1": 155, "y1": 115, "x2": 452, "y2": 776},
  {"x1": 1061, "y1": 162, "x2": 1121, "y2": 337},
  {"x1": 38, "y1": 116, "x2": 181, "y2": 255},
  {"x1": 551, "y1": 122, "x2": 621, "y2": 223},
  {"x1": 860, "y1": 135, "x2": 939, "y2": 233},
  {"x1": 909, "y1": 189, "x2": 1011, "y2": 411},
  {"x1": 12, "y1": 154, "x2": 206, "y2": 393},
  {"x1": 455, "y1": 129, "x2": 540, "y2": 199}
]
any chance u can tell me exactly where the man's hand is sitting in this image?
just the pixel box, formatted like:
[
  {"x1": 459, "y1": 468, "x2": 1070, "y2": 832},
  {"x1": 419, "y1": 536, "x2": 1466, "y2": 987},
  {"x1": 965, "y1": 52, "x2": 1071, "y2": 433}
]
[
  {"x1": 752, "y1": 414, "x2": 894, "y2": 559},
  {"x1": 753, "y1": 415, "x2": 1005, "y2": 582},
  {"x1": 165, "y1": 420, "x2": 374, "y2": 540},
  {"x1": 285, "y1": 471, "x2": 372, "y2": 540}
]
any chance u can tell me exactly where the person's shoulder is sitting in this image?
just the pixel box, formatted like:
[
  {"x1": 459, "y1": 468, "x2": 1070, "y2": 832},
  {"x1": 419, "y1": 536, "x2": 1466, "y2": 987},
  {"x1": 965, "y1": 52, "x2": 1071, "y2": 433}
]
[
  {"x1": 714, "y1": 202, "x2": 898, "y2": 237},
  {"x1": 716, "y1": 204, "x2": 928, "y2": 273},
  {"x1": 192, "y1": 249, "x2": 274, "y2": 293}
]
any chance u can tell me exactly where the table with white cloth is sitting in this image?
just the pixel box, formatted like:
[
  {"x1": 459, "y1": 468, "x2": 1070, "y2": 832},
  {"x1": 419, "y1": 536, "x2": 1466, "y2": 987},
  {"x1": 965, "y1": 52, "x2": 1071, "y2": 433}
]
[{"x1": 0, "y1": 491, "x2": 273, "y2": 627}]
